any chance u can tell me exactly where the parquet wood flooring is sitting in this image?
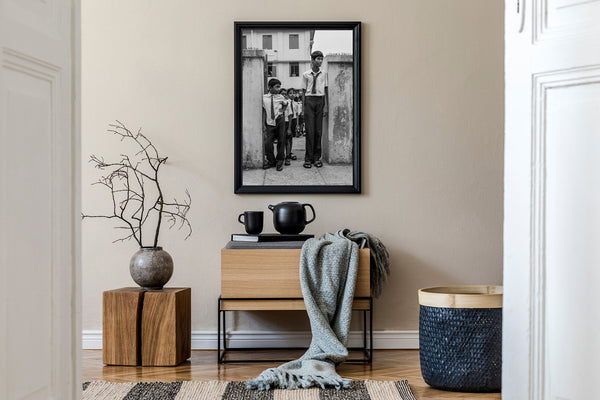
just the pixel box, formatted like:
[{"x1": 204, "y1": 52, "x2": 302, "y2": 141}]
[{"x1": 83, "y1": 349, "x2": 501, "y2": 399}]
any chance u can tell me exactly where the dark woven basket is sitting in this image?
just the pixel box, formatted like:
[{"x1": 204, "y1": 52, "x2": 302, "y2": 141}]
[{"x1": 418, "y1": 286, "x2": 502, "y2": 393}]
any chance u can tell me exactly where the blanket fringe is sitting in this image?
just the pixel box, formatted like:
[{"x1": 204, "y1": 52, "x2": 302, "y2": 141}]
[{"x1": 246, "y1": 368, "x2": 352, "y2": 391}]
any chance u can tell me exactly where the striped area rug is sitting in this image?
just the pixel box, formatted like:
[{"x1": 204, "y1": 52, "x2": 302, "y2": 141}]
[{"x1": 82, "y1": 380, "x2": 417, "y2": 400}]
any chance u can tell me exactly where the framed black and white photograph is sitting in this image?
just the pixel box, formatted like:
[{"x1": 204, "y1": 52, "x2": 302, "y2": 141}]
[{"x1": 234, "y1": 21, "x2": 361, "y2": 194}]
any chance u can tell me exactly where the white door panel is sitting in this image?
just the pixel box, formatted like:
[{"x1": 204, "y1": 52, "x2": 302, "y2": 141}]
[
  {"x1": 505, "y1": 0, "x2": 600, "y2": 398},
  {"x1": 0, "y1": 1, "x2": 80, "y2": 399},
  {"x1": 536, "y1": 0, "x2": 600, "y2": 41},
  {"x1": 4, "y1": 0, "x2": 61, "y2": 38},
  {"x1": 4, "y1": 66, "x2": 53, "y2": 400},
  {"x1": 545, "y1": 80, "x2": 600, "y2": 400}
]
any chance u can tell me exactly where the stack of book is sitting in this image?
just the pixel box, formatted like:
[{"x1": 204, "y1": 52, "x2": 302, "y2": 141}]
[{"x1": 230, "y1": 233, "x2": 314, "y2": 242}]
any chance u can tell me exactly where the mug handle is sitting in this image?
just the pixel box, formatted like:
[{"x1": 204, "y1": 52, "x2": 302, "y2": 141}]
[
  {"x1": 238, "y1": 213, "x2": 245, "y2": 224},
  {"x1": 303, "y1": 204, "x2": 316, "y2": 224}
]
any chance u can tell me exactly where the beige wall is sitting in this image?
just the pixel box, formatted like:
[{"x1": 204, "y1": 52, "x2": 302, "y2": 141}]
[{"x1": 82, "y1": 0, "x2": 504, "y2": 335}]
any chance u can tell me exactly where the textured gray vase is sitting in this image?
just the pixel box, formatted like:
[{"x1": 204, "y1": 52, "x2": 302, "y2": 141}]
[{"x1": 129, "y1": 247, "x2": 173, "y2": 290}]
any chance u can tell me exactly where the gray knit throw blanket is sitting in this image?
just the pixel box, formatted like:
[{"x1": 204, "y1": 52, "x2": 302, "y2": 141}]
[
  {"x1": 246, "y1": 230, "x2": 390, "y2": 391},
  {"x1": 340, "y1": 229, "x2": 390, "y2": 298}
]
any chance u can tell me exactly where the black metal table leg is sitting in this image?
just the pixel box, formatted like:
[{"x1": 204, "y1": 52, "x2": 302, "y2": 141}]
[
  {"x1": 217, "y1": 298, "x2": 221, "y2": 363},
  {"x1": 223, "y1": 308, "x2": 227, "y2": 354},
  {"x1": 363, "y1": 309, "x2": 367, "y2": 350},
  {"x1": 216, "y1": 296, "x2": 373, "y2": 363},
  {"x1": 369, "y1": 297, "x2": 373, "y2": 362}
]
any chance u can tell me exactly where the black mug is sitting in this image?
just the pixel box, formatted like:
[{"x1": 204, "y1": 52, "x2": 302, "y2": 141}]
[{"x1": 238, "y1": 211, "x2": 264, "y2": 234}]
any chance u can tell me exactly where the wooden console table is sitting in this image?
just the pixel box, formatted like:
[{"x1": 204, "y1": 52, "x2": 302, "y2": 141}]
[
  {"x1": 219, "y1": 248, "x2": 372, "y2": 363},
  {"x1": 103, "y1": 287, "x2": 191, "y2": 366}
]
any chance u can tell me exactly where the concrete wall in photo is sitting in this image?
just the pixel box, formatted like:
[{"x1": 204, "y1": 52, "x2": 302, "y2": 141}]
[
  {"x1": 242, "y1": 49, "x2": 267, "y2": 169},
  {"x1": 323, "y1": 55, "x2": 353, "y2": 164}
]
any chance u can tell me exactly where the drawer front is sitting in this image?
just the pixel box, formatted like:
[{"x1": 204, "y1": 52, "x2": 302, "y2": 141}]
[
  {"x1": 221, "y1": 248, "x2": 370, "y2": 298},
  {"x1": 220, "y1": 298, "x2": 371, "y2": 311}
]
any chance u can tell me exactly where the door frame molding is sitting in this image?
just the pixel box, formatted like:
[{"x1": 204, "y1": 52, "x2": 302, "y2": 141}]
[{"x1": 71, "y1": 0, "x2": 82, "y2": 398}]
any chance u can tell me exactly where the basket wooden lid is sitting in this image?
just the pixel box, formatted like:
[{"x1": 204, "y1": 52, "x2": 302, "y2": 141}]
[{"x1": 418, "y1": 285, "x2": 503, "y2": 308}]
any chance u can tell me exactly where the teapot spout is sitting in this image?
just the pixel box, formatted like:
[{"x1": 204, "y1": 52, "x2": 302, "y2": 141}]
[{"x1": 268, "y1": 204, "x2": 275, "y2": 211}]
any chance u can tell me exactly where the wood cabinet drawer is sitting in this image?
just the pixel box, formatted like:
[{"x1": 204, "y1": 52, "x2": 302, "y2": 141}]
[{"x1": 220, "y1": 248, "x2": 370, "y2": 298}]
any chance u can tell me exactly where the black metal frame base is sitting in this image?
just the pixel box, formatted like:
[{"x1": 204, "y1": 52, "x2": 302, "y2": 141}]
[{"x1": 217, "y1": 296, "x2": 373, "y2": 364}]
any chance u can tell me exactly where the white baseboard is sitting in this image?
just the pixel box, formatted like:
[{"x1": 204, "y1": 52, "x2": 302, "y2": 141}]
[
  {"x1": 82, "y1": 330, "x2": 418, "y2": 350},
  {"x1": 82, "y1": 331, "x2": 103, "y2": 349}
]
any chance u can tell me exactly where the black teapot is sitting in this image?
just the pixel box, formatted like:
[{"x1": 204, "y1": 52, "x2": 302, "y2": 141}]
[{"x1": 268, "y1": 202, "x2": 316, "y2": 234}]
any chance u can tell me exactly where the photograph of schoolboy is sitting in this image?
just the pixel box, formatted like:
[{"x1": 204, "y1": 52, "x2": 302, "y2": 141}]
[
  {"x1": 236, "y1": 23, "x2": 360, "y2": 192},
  {"x1": 284, "y1": 88, "x2": 299, "y2": 165},
  {"x1": 262, "y1": 78, "x2": 289, "y2": 171},
  {"x1": 301, "y1": 50, "x2": 328, "y2": 169}
]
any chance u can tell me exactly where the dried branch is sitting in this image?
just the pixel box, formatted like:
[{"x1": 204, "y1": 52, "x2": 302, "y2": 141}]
[{"x1": 82, "y1": 121, "x2": 192, "y2": 247}]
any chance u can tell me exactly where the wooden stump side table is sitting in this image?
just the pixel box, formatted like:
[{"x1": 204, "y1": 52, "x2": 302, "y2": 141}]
[{"x1": 103, "y1": 287, "x2": 191, "y2": 366}]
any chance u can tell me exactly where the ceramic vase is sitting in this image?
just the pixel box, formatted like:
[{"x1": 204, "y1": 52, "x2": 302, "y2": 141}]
[{"x1": 129, "y1": 247, "x2": 173, "y2": 290}]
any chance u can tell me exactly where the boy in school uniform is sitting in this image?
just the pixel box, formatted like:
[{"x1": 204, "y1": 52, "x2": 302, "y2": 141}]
[
  {"x1": 294, "y1": 90, "x2": 304, "y2": 137},
  {"x1": 279, "y1": 88, "x2": 294, "y2": 166},
  {"x1": 301, "y1": 50, "x2": 328, "y2": 168},
  {"x1": 297, "y1": 88, "x2": 306, "y2": 137},
  {"x1": 284, "y1": 88, "x2": 299, "y2": 164},
  {"x1": 262, "y1": 78, "x2": 288, "y2": 171}
]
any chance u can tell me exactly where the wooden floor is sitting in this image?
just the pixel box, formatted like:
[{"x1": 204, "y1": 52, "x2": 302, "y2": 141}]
[{"x1": 83, "y1": 349, "x2": 501, "y2": 399}]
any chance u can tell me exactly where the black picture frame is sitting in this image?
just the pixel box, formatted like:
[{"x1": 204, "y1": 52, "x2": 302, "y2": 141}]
[{"x1": 234, "y1": 21, "x2": 361, "y2": 194}]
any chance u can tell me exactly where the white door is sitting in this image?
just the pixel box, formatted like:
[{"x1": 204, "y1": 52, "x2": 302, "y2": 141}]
[
  {"x1": 504, "y1": 0, "x2": 600, "y2": 399},
  {"x1": 0, "y1": 0, "x2": 80, "y2": 399}
]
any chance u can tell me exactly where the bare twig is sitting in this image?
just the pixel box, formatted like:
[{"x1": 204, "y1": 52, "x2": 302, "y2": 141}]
[{"x1": 82, "y1": 121, "x2": 192, "y2": 247}]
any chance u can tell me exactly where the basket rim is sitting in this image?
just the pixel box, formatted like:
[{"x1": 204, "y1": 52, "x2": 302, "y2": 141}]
[{"x1": 418, "y1": 285, "x2": 503, "y2": 308}]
